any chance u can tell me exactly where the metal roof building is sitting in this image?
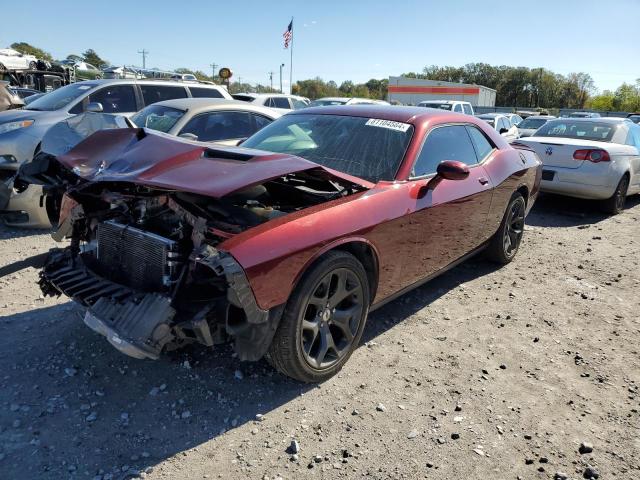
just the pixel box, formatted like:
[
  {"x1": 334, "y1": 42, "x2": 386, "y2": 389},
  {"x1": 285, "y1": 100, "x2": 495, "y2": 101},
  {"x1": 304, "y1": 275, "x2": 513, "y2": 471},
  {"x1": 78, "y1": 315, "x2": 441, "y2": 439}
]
[{"x1": 388, "y1": 76, "x2": 496, "y2": 107}]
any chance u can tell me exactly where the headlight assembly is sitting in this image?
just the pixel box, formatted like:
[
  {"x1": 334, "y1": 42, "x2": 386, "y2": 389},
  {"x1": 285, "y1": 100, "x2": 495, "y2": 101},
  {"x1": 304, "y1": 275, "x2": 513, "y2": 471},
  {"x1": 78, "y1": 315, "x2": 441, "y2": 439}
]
[{"x1": 0, "y1": 120, "x2": 34, "y2": 135}]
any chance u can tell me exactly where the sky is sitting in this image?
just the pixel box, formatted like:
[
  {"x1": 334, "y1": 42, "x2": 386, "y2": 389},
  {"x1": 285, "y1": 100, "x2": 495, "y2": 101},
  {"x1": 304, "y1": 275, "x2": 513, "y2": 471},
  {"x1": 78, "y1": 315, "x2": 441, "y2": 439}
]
[{"x1": 4, "y1": 0, "x2": 639, "y2": 92}]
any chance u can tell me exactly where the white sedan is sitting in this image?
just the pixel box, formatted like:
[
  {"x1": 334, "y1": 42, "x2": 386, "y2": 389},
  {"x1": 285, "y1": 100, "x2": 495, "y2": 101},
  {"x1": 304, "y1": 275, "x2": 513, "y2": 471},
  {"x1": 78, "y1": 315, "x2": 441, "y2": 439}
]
[
  {"x1": 0, "y1": 48, "x2": 37, "y2": 70},
  {"x1": 516, "y1": 118, "x2": 640, "y2": 214},
  {"x1": 477, "y1": 113, "x2": 520, "y2": 142}
]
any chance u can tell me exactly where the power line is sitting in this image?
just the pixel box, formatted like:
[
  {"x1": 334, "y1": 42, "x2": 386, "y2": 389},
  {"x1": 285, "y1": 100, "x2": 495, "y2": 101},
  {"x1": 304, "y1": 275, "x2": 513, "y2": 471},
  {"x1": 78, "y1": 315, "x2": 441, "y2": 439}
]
[{"x1": 137, "y1": 49, "x2": 148, "y2": 69}]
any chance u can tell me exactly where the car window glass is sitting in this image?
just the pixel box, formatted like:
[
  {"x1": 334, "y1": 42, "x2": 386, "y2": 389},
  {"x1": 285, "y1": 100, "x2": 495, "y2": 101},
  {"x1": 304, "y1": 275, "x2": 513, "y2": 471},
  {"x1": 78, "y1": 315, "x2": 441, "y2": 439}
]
[
  {"x1": 272, "y1": 97, "x2": 291, "y2": 109},
  {"x1": 180, "y1": 111, "x2": 254, "y2": 142},
  {"x1": 189, "y1": 87, "x2": 224, "y2": 98},
  {"x1": 412, "y1": 125, "x2": 478, "y2": 177},
  {"x1": 466, "y1": 126, "x2": 494, "y2": 161},
  {"x1": 462, "y1": 104, "x2": 473, "y2": 115},
  {"x1": 140, "y1": 85, "x2": 188, "y2": 105},
  {"x1": 499, "y1": 118, "x2": 509, "y2": 130},
  {"x1": 87, "y1": 85, "x2": 137, "y2": 113},
  {"x1": 453, "y1": 104, "x2": 463, "y2": 113},
  {"x1": 292, "y1": 98, "x2": 308, "y2": 109},
  {"x1": 252, "y1": 114, "x2": 273, "y2": 131}
]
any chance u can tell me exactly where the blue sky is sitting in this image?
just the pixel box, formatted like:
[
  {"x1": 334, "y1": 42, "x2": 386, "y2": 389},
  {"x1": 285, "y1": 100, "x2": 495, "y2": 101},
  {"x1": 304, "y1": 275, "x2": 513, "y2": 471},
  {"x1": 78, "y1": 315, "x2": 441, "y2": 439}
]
[{"x1": 4, "y1": 0, "x2": 639, "y2": 92}]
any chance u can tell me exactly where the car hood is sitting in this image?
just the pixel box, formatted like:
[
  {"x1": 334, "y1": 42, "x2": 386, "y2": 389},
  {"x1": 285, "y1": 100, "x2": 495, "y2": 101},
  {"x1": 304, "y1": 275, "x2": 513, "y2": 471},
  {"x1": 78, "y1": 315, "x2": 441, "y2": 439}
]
[
  {"x1": 56, "y1": 128, "x2": 374, "y2": 198},
  {"x1": 0, "y1": 108, "x2": 66, "y2": 124}
]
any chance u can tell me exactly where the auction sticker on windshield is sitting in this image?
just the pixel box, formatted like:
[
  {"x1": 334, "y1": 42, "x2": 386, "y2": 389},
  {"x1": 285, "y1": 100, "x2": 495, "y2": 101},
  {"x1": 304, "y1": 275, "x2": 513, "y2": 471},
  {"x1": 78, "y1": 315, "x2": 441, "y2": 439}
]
[{"x1": 365, "y1": 118, "x2": 411, "y2": 132}]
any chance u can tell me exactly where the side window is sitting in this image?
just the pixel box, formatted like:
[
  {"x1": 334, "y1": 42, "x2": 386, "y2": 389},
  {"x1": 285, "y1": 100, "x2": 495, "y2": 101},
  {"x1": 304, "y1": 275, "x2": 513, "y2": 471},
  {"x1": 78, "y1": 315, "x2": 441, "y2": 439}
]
[
  {"x1": 292, "y1": 98, "x2": 308, "y2": 109},
  {"x1": 252, "y1": 114, "x2": 273, "y2": 131},
  {"x1": 189, "y1": 87, "x2": 224, "y2": 98},
  {"x1": 265, "y1": 98, "x2": 275, "y2": 108},
  {"x1": 453, "y1": 104, "x2": 463, "y2": 113},
  {"x1": 463, "y1": 104, "x2": 473, "y2": 115},
  {"x1": 140, "y1": 85, "x2": 188, "y2": 105},
  {"x1": 179, "y1": 111, "x2": 254, "y2": 142},
  {"x1": 466, "y1": 126, "x2": 495, "y2": 161},
  {"x1": 87, "y1": 85, "x2": 137, "y2": 113},
  {"x1": 498, "y1": 118, "x2": 509, "y2": 131},
  {"x1": 412, "y1": 125, "x2": 478, "y2": 177},
  {"x1": 272, "y1": 97, "x2": 291, "y2": 109}
]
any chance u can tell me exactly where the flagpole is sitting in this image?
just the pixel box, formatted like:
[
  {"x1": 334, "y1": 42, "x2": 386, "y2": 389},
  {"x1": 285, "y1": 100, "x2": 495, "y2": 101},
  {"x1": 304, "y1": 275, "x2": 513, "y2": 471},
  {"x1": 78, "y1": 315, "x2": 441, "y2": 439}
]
[{"x1": 289, "y1": 17, "x2": 294, "y2": 95}]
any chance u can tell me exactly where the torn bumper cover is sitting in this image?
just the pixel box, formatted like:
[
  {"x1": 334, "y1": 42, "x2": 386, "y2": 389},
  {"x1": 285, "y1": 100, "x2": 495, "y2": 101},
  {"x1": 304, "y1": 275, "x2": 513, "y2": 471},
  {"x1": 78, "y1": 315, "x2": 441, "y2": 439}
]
[{"x1": 40, "y1": 246, "x2": 283, "y2": 361}]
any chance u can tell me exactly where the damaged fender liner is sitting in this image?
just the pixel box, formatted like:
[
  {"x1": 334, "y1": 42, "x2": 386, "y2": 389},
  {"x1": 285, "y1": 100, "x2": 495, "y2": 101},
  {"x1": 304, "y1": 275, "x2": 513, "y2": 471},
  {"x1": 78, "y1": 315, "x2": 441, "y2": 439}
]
[{"x1": 40, "y1": 246, "x2": 285, "y2": 362}]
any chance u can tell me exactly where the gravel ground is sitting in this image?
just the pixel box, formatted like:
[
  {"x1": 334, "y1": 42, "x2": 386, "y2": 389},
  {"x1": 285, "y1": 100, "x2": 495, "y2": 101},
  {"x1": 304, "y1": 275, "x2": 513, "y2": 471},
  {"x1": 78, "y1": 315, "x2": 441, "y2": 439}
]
[{"x1": 0, "y1": 194, "x2": 639, "y2": 480}]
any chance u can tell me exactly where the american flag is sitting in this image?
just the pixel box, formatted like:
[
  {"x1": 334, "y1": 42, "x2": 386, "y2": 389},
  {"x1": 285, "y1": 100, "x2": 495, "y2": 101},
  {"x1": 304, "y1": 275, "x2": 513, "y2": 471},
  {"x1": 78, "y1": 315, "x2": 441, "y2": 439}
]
[{"x1": 283, "y1": 20, "x2": 293, "y2": 49}]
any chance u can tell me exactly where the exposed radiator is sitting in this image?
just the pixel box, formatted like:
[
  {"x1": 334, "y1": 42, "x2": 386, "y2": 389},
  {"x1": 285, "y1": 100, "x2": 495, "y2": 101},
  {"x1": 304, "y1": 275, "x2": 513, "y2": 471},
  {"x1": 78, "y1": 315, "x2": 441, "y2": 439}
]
[{"x1": 96, "y1": 220, "x2": 181, "y2": 292}]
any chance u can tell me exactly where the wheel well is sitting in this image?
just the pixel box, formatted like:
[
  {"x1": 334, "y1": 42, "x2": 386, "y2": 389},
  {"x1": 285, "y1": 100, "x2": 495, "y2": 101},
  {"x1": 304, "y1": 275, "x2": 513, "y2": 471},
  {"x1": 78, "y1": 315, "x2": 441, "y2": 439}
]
[
  {"x1": 517, "y1": 185, "x2": 529, "y2": 205},
  {"x1": 333, "y1": 242, "x2": 379, "y2": 303}
]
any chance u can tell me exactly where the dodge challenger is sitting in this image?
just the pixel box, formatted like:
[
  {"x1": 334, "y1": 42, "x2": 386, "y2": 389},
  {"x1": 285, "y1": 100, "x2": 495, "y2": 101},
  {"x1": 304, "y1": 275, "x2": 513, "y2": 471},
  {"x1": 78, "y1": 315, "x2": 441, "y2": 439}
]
[{"x1": 18, "y1": 106, "x2": 542, "y2": 382}]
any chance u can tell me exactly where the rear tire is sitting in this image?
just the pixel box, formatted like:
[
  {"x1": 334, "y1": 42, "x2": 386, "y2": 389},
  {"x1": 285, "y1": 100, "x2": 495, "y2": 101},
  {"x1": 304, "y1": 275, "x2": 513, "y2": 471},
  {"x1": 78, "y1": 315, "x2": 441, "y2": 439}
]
[
  {"x1": 486, "y1": 193, "x2": 526, "y2": 264},
  {"x1": 267, "y1": 251, "x2": 370, "y2": 383},
  {"x1": 601, "y1": 175, "x2": 628, "y2": 215}
]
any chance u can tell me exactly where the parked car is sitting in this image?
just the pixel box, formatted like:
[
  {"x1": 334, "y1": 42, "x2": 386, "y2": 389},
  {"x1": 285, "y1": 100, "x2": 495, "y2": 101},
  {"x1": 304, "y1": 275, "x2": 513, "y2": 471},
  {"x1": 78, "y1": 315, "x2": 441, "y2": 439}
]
[
  {"x1": 626, "y1": 113, "x2": 640, "y2": 124},
  {"x1": 0, "y1": 48, "x2": 37, "y2": 71},
  {"x1": 170, "y1": 73, "x2": 198, "y2": 82},
  {"x1": 515, "y1": 118, "x2": 640, "y2": 214},
  {"x1": 232, "y1": 93, "x2": 309, "y2": 112},
  {"x1": 130, "y1": 98, "x2": 280, "y2": 144},
  {"x1": 516, "y1": 115, "x2": 556, "y2": 137},
  {"x1": 102, "y1": 66, "x2": 143, "y2": 79},
  {"x1": 477, "y1": 113, "x2": 520, "y2": 142},
  {"x1": 22, "y1": 105, "x2": 541, "y2": 382},
  {"x1": 73, "y1": 62, "x2": 103, "y2": 80},
  {"x1": 503, "y1": 113, "x2": 523, "y2": 127},
  {"x1": 9, "y1": 87, "x2": 41, "y2": 99},
  {"x1": 309, "y1": 97, "x2": 389, "y2": 106},
  {"x1": 568, "y1": 112, "x2": 601, "y2": 118},
  {"x1": 418, "y1": 100, "x2": 474, "y2": 115},
  {"x1": 0, "y1": 79, "x2": 232, "y2": 227},
  {"x1": 23, "y1": 92, "x2": 45, "y2": 105}
]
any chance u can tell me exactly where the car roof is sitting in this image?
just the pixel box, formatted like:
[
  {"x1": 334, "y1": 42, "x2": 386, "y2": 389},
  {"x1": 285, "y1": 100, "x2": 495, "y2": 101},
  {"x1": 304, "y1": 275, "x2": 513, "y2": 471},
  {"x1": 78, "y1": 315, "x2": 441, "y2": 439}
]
[
  {"x1": 478, "y1": 113, "x2": 504, "y2": 118},
  {"x1": 288, "y1": 104, "x2": 485, "y2": 125},
  {"x1": 72, "y1": 78, "x2": 225, "y2": 88},
  {"x1": 549, "y1": 117, "x2": 627, "y2": 123},
  {"x1": 143, "y1": 98, "x2": 281, "y2": 117},
  {"x1": 419, "y1": 100, "x2": 469, "y2": 104},
  {"x1": 235, "y1": 92, "x2": 299, "y2": 99}
]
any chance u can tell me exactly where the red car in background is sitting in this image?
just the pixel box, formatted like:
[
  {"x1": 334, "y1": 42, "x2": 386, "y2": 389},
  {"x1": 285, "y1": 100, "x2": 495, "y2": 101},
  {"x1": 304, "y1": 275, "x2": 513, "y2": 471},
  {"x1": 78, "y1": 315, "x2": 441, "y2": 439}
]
[{"x1": 23, "y1": 106, "x2": 542, "y2": 382}]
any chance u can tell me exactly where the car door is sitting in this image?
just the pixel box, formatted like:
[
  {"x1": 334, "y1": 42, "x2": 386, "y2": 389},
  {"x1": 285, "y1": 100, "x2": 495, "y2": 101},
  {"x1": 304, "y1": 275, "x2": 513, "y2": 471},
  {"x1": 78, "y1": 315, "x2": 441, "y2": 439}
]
[{"x1": 402, "y1": 124, "x2": 494, "y2": 284}]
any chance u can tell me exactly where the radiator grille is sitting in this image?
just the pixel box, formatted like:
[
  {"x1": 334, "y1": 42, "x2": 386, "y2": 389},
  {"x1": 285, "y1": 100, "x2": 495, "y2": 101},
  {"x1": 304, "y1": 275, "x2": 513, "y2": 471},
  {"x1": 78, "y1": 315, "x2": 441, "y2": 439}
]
[{"x1": 96, "y1": 221, "x2": 179, "y2": 291}]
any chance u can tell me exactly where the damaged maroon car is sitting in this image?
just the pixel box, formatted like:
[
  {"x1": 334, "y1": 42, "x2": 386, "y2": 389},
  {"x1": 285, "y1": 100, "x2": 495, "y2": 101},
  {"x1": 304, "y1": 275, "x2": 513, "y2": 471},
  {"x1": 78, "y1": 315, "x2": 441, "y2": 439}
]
[{"x1": 21, "y1": 106, "x2": 541, "y2": 382}]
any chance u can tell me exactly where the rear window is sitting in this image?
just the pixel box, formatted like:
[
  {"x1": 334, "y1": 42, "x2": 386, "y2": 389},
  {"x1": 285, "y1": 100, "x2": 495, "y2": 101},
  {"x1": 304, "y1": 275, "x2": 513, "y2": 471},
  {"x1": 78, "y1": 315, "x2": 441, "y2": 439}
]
[
  {"x1": 233, "y1": 94, "x2": 255, "y2": 102},
  {"x1": 535, "y1": 120, "x2": 617, "y2": 142},
  {"x1": 141, "y1": 85, "x2": 188, "y2": 105},
  {"x1": 518, "y1": 117, "x2": 548, "y2": 129},
  {"x1": 189, "y1": 87, "x2": 224, "y2": 98},
  {"x1": 420, "y1": 102, "x2": 453, "y2": 110}
]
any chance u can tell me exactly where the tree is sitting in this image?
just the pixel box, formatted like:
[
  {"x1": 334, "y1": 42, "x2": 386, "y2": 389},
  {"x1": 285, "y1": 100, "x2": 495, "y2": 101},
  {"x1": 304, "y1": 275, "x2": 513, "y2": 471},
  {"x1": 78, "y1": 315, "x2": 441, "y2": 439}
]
[
  {"x1": 10, "y1": 42, "x2": 52, "y2": 61},
  {"x1": 82, "y1": 49, "x2": 108, "y2": 68},
  {"x1": 66, "y1": 54, "x2": 83, "y2": 63},
  {"x1": 587, "y1": 91, "x2": 615, "y2": 111}
]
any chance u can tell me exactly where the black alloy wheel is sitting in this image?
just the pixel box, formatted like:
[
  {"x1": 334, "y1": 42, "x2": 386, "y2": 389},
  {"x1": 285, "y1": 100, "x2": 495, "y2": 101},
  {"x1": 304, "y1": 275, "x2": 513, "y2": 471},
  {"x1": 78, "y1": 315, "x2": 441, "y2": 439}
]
[
  {"x1": 602, "y1": 175, "x2": 629, "y2": 215},
  {"x1": 486, "y1": 192, "x2": 526, "y2": 264}
]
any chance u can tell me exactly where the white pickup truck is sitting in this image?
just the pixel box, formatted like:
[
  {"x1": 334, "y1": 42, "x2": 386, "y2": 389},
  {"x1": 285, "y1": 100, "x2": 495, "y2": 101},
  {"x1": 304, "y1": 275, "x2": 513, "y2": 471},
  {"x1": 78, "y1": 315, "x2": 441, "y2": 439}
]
[{"x1": 417, "y1": 100, "x2": 475, "y2": 115}]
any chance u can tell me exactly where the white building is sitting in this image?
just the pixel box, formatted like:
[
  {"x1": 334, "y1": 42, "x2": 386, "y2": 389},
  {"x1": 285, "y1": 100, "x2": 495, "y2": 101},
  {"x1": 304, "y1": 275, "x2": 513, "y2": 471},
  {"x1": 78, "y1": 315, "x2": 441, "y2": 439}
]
[{"x1": 388, "y1": 76, "x2": 496, "y2": 107}]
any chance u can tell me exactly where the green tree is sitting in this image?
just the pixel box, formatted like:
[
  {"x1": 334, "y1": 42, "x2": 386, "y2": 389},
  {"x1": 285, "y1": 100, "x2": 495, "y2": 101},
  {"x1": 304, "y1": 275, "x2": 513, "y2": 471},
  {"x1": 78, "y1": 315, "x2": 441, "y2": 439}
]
[
  {"x1": 82, "y1": 49, "x2": 108, "y2": 68},
  {"x1": 10, "y1": 42, "x2": 52, "y2": 61},
  {"x1": 66, "y1": 54, "x2": 83, "y2": 63},
  {"x1": 614, "y1": 82, "x2": 640, "y2": 111},
  {"x1": 587, "y1": 91, "x2": 615, "y2": 111}
]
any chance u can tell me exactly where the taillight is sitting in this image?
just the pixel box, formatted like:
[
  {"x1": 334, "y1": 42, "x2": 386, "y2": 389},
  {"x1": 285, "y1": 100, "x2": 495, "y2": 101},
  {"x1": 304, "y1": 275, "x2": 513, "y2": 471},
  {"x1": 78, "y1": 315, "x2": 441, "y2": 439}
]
[{"x1": 573, "y1": 149, "x2": 610, "y2": 163}]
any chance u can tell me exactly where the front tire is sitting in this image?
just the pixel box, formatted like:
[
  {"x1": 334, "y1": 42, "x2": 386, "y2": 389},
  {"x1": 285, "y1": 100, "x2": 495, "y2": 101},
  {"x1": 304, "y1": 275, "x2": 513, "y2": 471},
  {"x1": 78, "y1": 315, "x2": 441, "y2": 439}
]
[
  {"x1": 267, "y1": 251, "x2": 370, "y2": 382},
  {"x1": 601, "y1": 175, "x2": 628, "y2": 215},
  {"x1": 486, "y1": 192, "x2": 526, "y2": 264}
]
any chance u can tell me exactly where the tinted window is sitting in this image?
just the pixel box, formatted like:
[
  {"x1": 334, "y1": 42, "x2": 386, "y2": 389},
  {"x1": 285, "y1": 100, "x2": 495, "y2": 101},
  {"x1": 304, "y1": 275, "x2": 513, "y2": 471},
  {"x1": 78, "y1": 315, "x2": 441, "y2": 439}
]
[
  {"x1": 272, "y1": 97, "x2": 291, "y2": 109},
  {"x1": 189, "y1": 87, "x2": 224, "y2": 98},
  {"x1": 27, "y1": 82, "x2": 97, "y2": 111},
  {"x1": 535, "y1": 120, "x2": 617, "y2": 142},
  {"x1": 242, "y1": 114, "x2": 414, "y2": 182},
  {"x1": 179, "y1": 111, "x2": 254, "y2": 142},
  {"x1": 87, "y1": 85, "x2": 137, "y2": 113},
  {"x1": 412, "y1": 125, "x2": 477, "y2": 177},
  {"x1": 462, "y1": 104, "x2": 473, "y2": 115},
  {"x1": 141, "y1": 85, "x2": 188, "y2": 105},
  {"x1": 466, "y1": 126, "x2": 494, "y2": 160},
  {"x1": 253, "y1": 114, "x2": 273, "y2": 130}
]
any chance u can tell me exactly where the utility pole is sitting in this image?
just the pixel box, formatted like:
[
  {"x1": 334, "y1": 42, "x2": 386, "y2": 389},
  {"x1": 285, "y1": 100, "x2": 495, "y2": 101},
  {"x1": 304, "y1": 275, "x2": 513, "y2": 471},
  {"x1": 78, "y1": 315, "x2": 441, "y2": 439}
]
[
  {"x1": 279, "y1": 63, "x2": 285, "y2": 93},
  {"x1": 269, "y1": 71, "x2": 274, "y2": 91},
  {"x1": 137, "y1": 49, "x2": 148, "y2": 69},
  {"x1": 210, "y1": 63, "x2": 217, "y2": 83}
]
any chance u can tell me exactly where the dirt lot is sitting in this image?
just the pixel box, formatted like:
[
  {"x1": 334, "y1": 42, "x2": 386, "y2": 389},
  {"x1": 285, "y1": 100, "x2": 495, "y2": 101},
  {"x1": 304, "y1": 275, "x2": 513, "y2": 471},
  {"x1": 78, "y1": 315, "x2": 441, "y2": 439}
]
[{"x1": 0, "y1": 195, "x2": 639, "y2": 480}]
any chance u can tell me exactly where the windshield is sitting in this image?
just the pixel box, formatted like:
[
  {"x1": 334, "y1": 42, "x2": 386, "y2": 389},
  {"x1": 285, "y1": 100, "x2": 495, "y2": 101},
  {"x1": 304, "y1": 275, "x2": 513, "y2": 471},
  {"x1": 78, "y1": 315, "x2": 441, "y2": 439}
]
[
  {"x1": 535, "y1": 120, "x2": 616, "y2": 142},
  {"x1": 26, "y1": 83, "x2": 96, "y2": 111},
  {"x1": 420, "y1": 103, "x2": 453, "y2": 110},
  {"x1": 131, "y1": 105, "x2": 185, "y2": 133},
  {"x1": 518, "y1": 118, "x2": 548, "y2": 129},
  {"x1": 242, "y1": 114, "x2": 414, "y2": 182},
  {"x1": 479, "y1": 117, "x2": 495, "y2": 127},
  {"x1": 309, "y1": 99, "x2": 347, "y2": 106}
]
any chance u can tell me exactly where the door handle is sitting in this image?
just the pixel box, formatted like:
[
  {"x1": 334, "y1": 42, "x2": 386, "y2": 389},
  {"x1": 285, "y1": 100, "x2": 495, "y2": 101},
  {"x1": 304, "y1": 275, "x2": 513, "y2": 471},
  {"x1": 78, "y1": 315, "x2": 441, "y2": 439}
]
[{"x1": 478, "y1": 177, "x2": 489, "y2": 185}]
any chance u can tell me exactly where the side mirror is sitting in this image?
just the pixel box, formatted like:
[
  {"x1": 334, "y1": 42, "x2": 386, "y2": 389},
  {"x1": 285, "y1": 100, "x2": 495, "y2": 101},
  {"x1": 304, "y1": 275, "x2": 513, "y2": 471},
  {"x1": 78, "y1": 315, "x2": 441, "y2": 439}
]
[
  {"x1": 178, "y1": 132, "x2": 199, "y2": 141},
  {"x1": 412, "y1": 160, "x2": 470, "y2": 199},
  {"x1": 86, "y1": 102, "x2": 103, "y2": 113},
  {"x1": 499, "y1": 127, "x2": 509, "y2": 135}
]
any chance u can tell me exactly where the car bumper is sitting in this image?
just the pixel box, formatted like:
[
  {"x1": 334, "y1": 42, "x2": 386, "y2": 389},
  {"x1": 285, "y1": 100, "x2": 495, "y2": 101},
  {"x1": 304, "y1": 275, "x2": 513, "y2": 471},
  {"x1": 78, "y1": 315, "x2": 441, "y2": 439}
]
[
  {"x1": 0, "y1": 182, "x2": 52, "y2": 228},
  {"x1": 539, "y1": 163, "x2": 622, "y2": 200}
]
